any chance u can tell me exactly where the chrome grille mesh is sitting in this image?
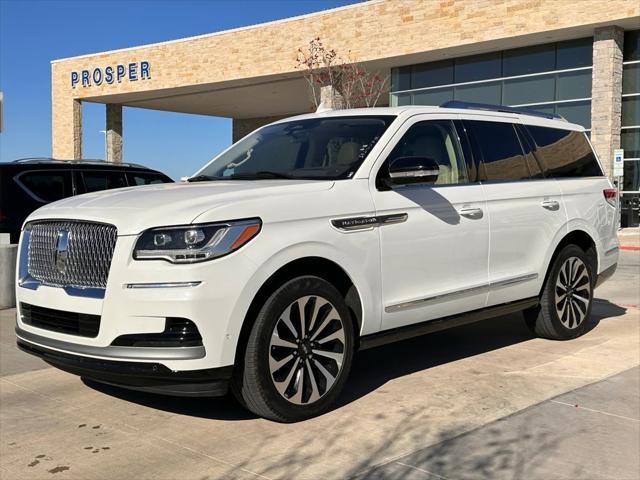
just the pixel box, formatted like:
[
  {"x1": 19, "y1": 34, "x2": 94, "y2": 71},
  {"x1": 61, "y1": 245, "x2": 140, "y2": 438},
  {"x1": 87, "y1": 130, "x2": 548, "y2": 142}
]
[{"x1": 27, "y1": 221, "x2": 117, "y2": 289}]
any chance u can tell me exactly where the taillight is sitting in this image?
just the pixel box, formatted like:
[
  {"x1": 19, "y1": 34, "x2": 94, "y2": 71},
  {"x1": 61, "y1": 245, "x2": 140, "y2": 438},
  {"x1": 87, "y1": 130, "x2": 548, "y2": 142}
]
[{"x1": 603, "y1": 188, "x2": 617, "y2": 206}]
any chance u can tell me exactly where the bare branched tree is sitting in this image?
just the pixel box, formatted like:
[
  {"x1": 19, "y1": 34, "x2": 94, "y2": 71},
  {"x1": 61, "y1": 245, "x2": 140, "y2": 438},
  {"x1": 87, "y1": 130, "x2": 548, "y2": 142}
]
[{"x1": 295, "y1": 38, "x2": 389, "y2": 110}]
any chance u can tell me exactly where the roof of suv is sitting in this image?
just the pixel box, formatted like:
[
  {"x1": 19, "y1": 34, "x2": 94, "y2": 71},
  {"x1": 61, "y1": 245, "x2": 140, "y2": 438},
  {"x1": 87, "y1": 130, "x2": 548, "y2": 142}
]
[
  {"x1": 280, "y1": 103, "x2": 585, "y2": 132},
  {"x1": 10, "y1": 158, "x2": 149, "y2": 168}
]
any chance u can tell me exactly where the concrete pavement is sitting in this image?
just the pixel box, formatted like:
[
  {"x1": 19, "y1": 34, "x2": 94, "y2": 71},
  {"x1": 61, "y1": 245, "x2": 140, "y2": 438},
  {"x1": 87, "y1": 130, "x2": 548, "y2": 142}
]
[{"x1": 0, "y1": 252, "x2": 638, "y2": 480}]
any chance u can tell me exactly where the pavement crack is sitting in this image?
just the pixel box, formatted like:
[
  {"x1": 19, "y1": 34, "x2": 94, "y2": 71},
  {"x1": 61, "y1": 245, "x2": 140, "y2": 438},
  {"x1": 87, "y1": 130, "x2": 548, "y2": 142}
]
[{"x1": 550, "y1": 399, "x2": 640, "y2": 423}]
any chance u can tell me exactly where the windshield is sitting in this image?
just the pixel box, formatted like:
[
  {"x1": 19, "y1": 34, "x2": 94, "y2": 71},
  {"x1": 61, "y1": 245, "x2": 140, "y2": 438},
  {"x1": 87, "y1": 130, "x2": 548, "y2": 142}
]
[{"x1": 192, "y1": 116, "x2": 395, "y2": 181}]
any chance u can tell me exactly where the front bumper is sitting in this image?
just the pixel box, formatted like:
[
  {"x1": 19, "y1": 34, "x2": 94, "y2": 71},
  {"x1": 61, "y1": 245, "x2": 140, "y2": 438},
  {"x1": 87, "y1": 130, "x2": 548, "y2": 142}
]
[{"x1": 17, "y1": 334, "x2": 233, "y2": 397}]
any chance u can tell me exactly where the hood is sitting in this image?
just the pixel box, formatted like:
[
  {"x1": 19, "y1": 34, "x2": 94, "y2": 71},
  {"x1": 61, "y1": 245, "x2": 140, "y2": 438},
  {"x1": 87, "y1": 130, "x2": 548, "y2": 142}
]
[{"x1": 26, "y1": 180, "x2": 334, "y2": 235}]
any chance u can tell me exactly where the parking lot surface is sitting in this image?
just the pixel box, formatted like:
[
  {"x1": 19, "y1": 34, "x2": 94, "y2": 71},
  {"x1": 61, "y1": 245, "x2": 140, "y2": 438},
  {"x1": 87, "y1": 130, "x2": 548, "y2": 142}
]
[{"x1": 1, "y1": 251, "x2": 638, "y2": 480}]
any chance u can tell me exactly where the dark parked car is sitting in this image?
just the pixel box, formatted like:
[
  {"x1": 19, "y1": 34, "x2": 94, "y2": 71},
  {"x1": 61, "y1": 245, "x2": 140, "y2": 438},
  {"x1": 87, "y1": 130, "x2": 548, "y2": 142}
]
[{"x1": 0, "y1": 158, "x2": 173, "y2": 243}]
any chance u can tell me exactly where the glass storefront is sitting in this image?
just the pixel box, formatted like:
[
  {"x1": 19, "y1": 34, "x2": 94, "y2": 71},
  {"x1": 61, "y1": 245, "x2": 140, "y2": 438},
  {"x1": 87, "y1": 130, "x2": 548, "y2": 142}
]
[
  {"x1": 390, "y1": 38, "x2": 593, "y2": 129},
  {"x1": 621, "y1": 30, "x2": 640, "y2": 228}
]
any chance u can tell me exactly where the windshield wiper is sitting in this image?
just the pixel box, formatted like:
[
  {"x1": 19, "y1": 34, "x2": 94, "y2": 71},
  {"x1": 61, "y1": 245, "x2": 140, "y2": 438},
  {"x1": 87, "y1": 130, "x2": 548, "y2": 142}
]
[{"x1": 229, "y1": 171, "x2": 294, "y2": 180}]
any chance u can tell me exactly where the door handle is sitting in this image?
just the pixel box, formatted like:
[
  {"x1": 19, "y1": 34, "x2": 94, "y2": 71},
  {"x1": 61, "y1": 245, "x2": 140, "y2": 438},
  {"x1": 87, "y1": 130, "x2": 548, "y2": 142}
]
[
  {"x1": 541, "y1": 200, "x2": 560, "y2": 211},
  {"x1": 459, "y1": 207, "x2": 483, "y2": 219}
]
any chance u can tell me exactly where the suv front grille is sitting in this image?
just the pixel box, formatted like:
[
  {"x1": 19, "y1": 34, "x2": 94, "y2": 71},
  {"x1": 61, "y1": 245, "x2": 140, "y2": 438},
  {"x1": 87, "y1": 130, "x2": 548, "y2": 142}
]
[
  {"x1": 27, "y1": 220, "x2": 117, "y2": 289},
  {"x1": 20, "y1": 303, "x2": 100, "y2": 337}
]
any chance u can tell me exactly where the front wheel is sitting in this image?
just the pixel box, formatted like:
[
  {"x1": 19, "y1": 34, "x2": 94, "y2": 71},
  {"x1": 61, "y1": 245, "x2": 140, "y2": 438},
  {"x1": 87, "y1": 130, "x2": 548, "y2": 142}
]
[
  {"x1": 232, "y1": 276, "x2": 354, "y2": 422},
  {"x1": 525, "y1": 244, "x2": 595, "y2": 340}
]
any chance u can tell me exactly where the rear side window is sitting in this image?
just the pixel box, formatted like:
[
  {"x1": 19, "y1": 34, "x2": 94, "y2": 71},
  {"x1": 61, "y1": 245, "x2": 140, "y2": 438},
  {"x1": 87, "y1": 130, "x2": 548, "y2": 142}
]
[
  {"x1": 464, "y1": 120, "x2": 531, "y2": 181},
  {"x1": 18, "y1": 171, "x2": 72, "y2": 202},
  {"x1": 525, "y1": 126, "x2": 603, "y2": 177},
  {"x1": 127, "y1": 172, "x2": 171, "y2": 185},
  {"x1": 80, "y1": 171, "x2": 127, "y2": 193}
]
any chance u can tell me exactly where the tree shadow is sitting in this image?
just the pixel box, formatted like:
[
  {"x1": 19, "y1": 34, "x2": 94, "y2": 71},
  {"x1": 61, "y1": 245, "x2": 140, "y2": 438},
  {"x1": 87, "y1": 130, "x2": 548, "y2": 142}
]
[{"x1": 82, "y1": 300, "x2": 626, "y2": 423}]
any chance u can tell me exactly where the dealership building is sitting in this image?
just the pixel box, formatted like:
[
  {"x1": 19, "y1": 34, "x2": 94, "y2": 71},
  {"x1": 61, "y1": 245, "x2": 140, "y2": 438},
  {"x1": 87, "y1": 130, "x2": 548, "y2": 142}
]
[{"x1": 51, "y1": 0, "x2": 640, "y2": 225}]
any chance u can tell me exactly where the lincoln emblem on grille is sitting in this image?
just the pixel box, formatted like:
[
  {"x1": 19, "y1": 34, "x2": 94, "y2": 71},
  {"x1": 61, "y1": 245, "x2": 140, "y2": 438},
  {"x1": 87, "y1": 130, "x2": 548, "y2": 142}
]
[{"x1": 55, "y1": 229, "x2": 70, "y2": 273}]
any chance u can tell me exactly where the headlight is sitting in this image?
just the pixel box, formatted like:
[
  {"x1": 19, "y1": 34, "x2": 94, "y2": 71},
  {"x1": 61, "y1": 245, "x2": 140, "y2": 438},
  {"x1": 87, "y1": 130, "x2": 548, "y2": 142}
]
[{"x1": 133, "y1": 218, "x2": 261, "y2": 263}]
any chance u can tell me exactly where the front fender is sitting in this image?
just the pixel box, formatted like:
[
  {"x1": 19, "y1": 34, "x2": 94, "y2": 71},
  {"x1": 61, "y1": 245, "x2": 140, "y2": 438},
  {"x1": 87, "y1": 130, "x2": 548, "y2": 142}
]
[{"x1": 220, "y1": 236, "x2": 382, "y2": 365}]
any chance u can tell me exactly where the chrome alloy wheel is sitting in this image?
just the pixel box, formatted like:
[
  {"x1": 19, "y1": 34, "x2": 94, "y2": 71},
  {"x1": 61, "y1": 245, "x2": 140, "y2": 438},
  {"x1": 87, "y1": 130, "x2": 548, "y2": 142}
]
[
  {"x1": 555, "y1": 256, "x2": 592, "y2": 329},
  {"x1": 268, "y1": 295, "x2": 346, "y2": 405}
]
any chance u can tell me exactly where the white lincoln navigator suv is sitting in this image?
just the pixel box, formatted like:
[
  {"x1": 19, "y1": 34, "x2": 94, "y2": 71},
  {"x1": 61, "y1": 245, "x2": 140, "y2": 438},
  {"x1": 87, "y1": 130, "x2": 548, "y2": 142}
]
[{"x1": 16, "y1": 102, "x2": 619, "y2": 422}]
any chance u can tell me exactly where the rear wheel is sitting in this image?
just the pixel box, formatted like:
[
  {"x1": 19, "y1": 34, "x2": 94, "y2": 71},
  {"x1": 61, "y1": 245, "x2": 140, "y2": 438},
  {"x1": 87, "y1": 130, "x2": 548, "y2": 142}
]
[
  {"x1": 525, "y1": 244, "x2": 595, "y2": 340},
  {"x1": 232, "y1": 276, "x2": 354, "y2": 422}
]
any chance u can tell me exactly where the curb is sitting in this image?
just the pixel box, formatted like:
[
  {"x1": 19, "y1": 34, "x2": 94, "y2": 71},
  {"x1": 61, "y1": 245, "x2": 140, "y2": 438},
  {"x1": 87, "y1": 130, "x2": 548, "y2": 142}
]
[{"x1": 620, "y1": 246, "x2": 640, "y2": 251}]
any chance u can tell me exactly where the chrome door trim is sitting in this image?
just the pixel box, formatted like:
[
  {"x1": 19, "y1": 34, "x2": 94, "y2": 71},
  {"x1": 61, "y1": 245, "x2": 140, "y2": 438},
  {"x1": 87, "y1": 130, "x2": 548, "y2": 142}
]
[
  {"x1": 385, "y1": 273, "x2": 539, "y2": 313},
  {"x1": 125, "y1": 281, "x2": 202, "y2": 289},
  {"x1": 331, "y1": 213, "x2": 408, "y2": 231},
  {"x1": 15, "y1": 327, "x2": 206, "y2": 361}
]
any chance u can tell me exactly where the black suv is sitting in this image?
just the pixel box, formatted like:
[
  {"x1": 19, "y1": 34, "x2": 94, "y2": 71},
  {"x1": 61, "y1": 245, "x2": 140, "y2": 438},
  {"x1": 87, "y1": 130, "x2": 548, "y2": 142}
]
[{"x1": 0, "y1": 158, "x2": 173, "y2": 243}]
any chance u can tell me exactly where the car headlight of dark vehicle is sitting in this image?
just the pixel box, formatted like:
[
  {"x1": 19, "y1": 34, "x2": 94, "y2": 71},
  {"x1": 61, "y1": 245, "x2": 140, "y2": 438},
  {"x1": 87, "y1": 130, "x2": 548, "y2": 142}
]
[{"x1": 134, "y1": 218, "x2": 261, "y2": 263}]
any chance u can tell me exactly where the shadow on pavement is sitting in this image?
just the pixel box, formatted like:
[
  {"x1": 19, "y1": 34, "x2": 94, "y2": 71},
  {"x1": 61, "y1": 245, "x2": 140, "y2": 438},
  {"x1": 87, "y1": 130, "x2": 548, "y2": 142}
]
[{"x1": 83, "y1": 301, "x2": 626, "y2": 422}]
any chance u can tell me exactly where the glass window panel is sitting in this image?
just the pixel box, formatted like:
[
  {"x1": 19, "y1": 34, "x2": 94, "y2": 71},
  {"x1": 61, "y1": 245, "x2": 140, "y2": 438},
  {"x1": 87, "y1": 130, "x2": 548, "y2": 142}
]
[
  {"x1": 621, "y1": 128, "x2": 640, "y2": 158},
  {"x1": 503, "y1": 43, "x2": 556, "y2": 77},
  {"x1": 81, "y1": 171, "x2": 128, "y2": 193},
  {"x1": 524, "y1": 104, "x2": 556, "y2": 116},
  {"x1": 557, "y1": 101, "x2": 591, "y2": 129},
  {"x1": 623, "y1": 63, "x2": 640, "y2": 95},
  {"x1": 454, "y1": 82, "x2": 501, "y2": 104},
  {"x1": 127, "y1": 172, "x2": 171, "y2": 186},
  {"x1": 391, "y1": 66, "x2": 412, "y2": 92},
  {"x1": 622, "y1": 96, "x2": 640, "y2": 127},
  {"x1": 556, "y1": 38, "x2": 592, "y2": 69},
  {"x1": 19, "y1": 171, "x2": 72, "y2": 202},
  {"x1": 620, "y1": 193, "x2": 640, "y2": 228},
  {"x1": 465, "y1": 120, "x2": 530, "y2": 181},
  {"x1": 412, "y1": 60, "x2": 454, "y2": 89},
  {"x1": 526, "y1": 126, "x2": 602, "y2": 177},
  {"x1": 623, "y1": 30, "x2": 640, "y2": 62},
  {"x1": 622, "y1": 160, "x2": 640, "y2": 192},
  {"x1": 412, "y1": 87, "x2": 454, "y2": 106},
  {"x1": 502, "y1": 75, "x2": 555, "y2": 105},
  {"x1": 556, "y1": 69, "x2": 592, "y2": 100},
  {"x1": 454, "y1": 51, "x2": 502, "y2": 83},
  {"x1": 386, "y1": 120, "x2": 469, "y2": 185},
  {"x1": 393, "y1": 93, "x2": 412, "y2": 106}
]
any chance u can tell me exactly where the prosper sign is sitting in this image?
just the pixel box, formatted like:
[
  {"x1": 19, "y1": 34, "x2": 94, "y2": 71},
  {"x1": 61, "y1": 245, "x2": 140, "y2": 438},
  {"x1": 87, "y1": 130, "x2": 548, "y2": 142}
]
[{"x1": 71, "y1": 61, "x2": 151, "y2": 88}]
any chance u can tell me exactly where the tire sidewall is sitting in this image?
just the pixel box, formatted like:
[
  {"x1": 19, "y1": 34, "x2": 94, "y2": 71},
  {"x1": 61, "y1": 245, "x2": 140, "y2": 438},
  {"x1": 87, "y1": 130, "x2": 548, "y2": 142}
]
[
  {"x1": 544, "y1": 245, "x2": 595, "y2": 338},
  {"x1": 246, "y1": 276, "x2": 355, "y2": 421}
]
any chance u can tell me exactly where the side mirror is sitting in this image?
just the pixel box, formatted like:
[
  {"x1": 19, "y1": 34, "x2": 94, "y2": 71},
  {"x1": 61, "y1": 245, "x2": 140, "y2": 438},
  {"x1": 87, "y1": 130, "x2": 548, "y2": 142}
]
[{"x1": 386, "y1": 156, "x2": 439, "y2": 187}]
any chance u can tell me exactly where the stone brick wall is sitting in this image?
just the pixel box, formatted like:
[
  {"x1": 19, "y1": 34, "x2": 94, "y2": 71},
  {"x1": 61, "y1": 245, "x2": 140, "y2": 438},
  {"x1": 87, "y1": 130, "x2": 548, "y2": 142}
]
[
  {"x1": 590, "y1": 26, "x2": 625, "y2": 177},
  {"x1": 51, "y1": 0, "x2": 640, "y2": 158}
]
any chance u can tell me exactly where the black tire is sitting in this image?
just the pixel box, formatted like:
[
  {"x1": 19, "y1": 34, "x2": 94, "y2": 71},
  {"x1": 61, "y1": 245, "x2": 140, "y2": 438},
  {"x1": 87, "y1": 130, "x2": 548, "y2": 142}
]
[
  {"x1": 232, "y1": 276, "x2": 355, "y2": 422},
  {"x1": 524, "y1": 244, "x2": 595, "y2": 340}
]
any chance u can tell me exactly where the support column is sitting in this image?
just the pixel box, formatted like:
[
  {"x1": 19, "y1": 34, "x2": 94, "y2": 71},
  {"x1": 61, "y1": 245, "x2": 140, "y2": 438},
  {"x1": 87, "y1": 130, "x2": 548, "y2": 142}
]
[
  {"x1": 320, "y1": 85, "x2": 343, "y2": 110},
  {"x1": 591, "y1": 26, "x2": 624, "y2": 178},
  {"x1": 106, "y1": 104, "x2": 123, "y2": 163},
  {"x1": 72, "y1": 100, "x2": 82, "y2": 159},
  {"x1": 52, "y1": 98, "x2": 82, "y2": 159}
]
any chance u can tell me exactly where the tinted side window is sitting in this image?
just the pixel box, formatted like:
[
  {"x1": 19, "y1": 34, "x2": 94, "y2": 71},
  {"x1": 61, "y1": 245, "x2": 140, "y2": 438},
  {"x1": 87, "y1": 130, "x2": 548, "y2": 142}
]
[
  {"x1": 18, "y1": 171, "x2": 72, "y2": 202},
  {"x1": 127, "y1": 172, "x2": 171, "y2": 185},
  {"x1": 80, "y1": 171, "x2": 128, "y2": 193},
  {"x1": 464, "y1": 120, "x2": 531, "y2": 181},
  {"x1": 384, "y1": 120, "x2": 469, "y2": 186},
  {"x1": 525, "y1": 126, "x2": 603, "y2": 177}
]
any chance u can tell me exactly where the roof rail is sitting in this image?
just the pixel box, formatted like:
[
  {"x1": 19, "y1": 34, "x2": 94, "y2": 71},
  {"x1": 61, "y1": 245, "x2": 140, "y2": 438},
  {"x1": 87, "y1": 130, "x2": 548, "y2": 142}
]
[
  {"x1": 13, "y1": 158, "x2": 148, "y2": 168},
  {"x1": 440, "y1": 100, "x2": 565, "y2": 121}
]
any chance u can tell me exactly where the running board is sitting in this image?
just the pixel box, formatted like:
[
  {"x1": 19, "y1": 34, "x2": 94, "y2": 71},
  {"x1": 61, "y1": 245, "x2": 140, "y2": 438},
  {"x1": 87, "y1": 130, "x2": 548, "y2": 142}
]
[{"x1": 359, "y1": 297, "x2": 538, "y2": 350}]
